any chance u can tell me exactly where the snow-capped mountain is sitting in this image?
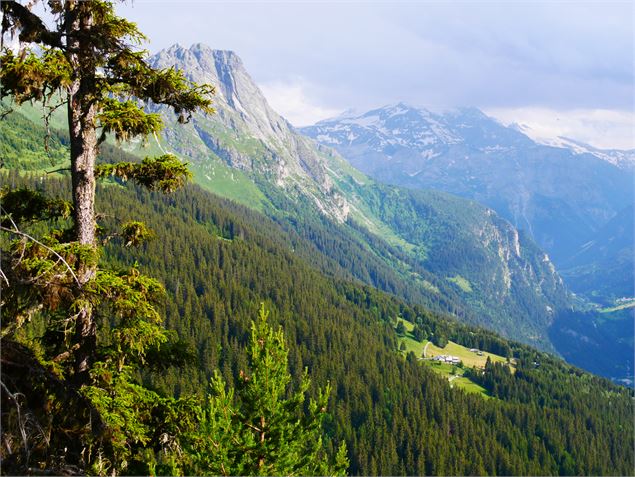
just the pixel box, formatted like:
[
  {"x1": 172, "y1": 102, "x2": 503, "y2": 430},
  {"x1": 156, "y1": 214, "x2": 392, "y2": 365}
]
[
  {"x1": 536, "y1": 136, "x2": 635, "y2": 170},
  {"x1": 301, "y1": 104, "x2": 634, "y2": 265},
  {"x1": 306, "y1": 104, "x2": 534, "y2": 165},
  {"x1": 506, "y1": 122, "x2": 635, "y2": 170},
  {"x1": 10, "y1": 43, "x2": 627, "y2": 375}
]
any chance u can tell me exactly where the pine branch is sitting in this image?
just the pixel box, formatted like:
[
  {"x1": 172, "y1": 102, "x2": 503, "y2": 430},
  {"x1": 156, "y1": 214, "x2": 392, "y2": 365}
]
[
  {"x1": 1, "y1": 1, "x2": 63, "y2": 48},
  {"x1": 46, "y1": 167, "x2": 71, "y2": 174},
  {"x1": 0, "y1": 225, "x2": 81, "y2": 287}
]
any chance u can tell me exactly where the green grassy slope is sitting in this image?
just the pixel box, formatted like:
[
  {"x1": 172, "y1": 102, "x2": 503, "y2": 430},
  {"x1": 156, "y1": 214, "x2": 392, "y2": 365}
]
[
  {"x1": 396, "y1": 318, "x2": 511, "y2": 397},
  {"x1": 137, "y1": 109, "x2": 571, "y2": 351}
]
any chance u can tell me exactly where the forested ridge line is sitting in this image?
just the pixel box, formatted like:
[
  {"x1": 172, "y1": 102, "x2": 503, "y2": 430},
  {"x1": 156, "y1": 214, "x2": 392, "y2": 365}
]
[{"x1": 2, "y1": 2, "x2": 630, "y2": 473}]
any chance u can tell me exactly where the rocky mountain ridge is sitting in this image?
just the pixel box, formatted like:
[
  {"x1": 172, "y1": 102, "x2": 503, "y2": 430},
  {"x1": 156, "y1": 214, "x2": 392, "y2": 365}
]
[
  {"x1": 150, "y1": 43, "x2": 350, "y2": 221},
  {"x1": 301, "y1": 104, "x2": 634, "y2": 265},
  {"x1": 5, "y1": 43, "x2": 572, "y2": 351},
  {"x1": 510, "y1": 125, "x2": 635, "y2": 170},
  {"x1": 11, "y1": 42, "x2": 630, "y2": 373},
  {"x1": 4, "y1": 41, "x2": 631, "y2": 380}
]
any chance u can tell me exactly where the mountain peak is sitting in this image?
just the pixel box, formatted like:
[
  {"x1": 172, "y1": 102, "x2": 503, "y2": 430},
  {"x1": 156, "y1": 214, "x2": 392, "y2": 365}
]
[
  {"x1": 151, "y1": 43, "x2": 249, "y2": 107},
  {"x1": 158, "y1": 43, "x2": 241, "y2": 65},
  {"x1": 148, "y1": 42, "x2": 344, "y2": 213},
  {"x1": 189, "y1": 42, "x2": 215, "y2": 53},
  {"x1": 383, "y1": 102, "x2": 419, "y2": 115},
  {"x1": 162, "y1": 43, "x2": 187, "y2": 59},
  {"x1": 445, "y1": 106, "x2": 488, "y2": 120}
]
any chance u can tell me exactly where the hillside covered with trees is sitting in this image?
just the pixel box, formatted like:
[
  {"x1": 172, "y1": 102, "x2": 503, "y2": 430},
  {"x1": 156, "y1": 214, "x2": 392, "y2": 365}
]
[
  {"x1": 3, "y1": 165, "x2": 633, "y2": 475},
  {"x1": 0, "y1": 1, "x2": 632, "y2": 475}
]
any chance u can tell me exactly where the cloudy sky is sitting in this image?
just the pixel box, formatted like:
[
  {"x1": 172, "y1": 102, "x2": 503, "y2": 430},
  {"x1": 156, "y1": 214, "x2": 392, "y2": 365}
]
[{"x1": 116, "y1": 1, "x2": 634, "y2": 149}]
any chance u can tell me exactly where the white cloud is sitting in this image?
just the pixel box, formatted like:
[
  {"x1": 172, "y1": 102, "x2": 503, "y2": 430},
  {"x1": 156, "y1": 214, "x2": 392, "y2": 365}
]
[
  {"x1": 258, "y1": 80, "x2": 341, "y2": 127},
  {"x1": 117, "y1": 2, "x2": 633, "y2": 136},
  {"x1": 486, "y1": 107, "x2": 635, "y2": 150}
]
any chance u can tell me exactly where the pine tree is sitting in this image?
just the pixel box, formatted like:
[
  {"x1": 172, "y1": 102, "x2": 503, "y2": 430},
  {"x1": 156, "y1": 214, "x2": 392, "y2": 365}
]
[
  {"x1": 1, "y1": 1, "x2": 212, "y2": 474},
  {"x1": 1, "y1": 0, "x2": 213, "y2": 382},
  {"x1": 186, "y1": 304, "x2": 349, "y2": 476}
]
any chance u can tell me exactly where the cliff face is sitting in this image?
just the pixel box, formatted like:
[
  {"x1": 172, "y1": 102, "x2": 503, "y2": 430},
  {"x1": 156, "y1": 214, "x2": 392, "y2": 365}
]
[
  {"x1": 359, "y1": 185, "x2": 567, "y2": 348},
  {"x1": 149, "y1": 44, "x2": 349, "y2": 221}
]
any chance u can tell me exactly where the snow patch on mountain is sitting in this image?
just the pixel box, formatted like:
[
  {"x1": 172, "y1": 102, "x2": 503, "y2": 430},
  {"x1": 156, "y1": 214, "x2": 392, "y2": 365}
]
[
  {"x1": 301, "y1": 102, "x2": 634, "y2": 265},
  {"x1": 539, "y1": 136, "x2": 635, "y2": 169},
  {"x1": 509, "y1": 123, "x2": 635, "y2": 169}
]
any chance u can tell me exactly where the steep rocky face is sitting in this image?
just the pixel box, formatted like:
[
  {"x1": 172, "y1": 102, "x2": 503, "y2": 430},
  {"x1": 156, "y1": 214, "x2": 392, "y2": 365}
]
[
  {"x1": 152, "y1": 45, "x2": 289, "y2": 146},
  {"x1": 2, "y1": 44, "x2": 625, "y2": 375},
  {"x1": 149, "y1": 44, "x2": 348, "y2": 221},
  {"x1": 301, "y1": 105, "x2": 634, "y2": 264},
  {"x1": 361, "y1": 185, "x2": 568, "y2": 349}
]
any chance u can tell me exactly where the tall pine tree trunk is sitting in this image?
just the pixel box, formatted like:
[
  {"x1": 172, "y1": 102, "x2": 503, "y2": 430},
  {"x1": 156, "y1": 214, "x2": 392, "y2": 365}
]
[
  {"x1": 66, "y1": 1, "x2": 97, "y2": 383},
  {"x1": 68, "y1": 90, "x2": 97, "y2": 382},
  {"x1": 68, "y1": 94, "x2": 96, "y2": 247}
]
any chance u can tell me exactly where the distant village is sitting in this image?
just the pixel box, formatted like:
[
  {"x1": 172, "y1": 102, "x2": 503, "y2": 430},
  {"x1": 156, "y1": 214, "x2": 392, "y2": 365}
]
[
  {"x1": 427, "y1": 348, "x2": 484, "y2": 365},
  {"x1": 431, "y1": 355, "x2": 461, "y2": 364}
]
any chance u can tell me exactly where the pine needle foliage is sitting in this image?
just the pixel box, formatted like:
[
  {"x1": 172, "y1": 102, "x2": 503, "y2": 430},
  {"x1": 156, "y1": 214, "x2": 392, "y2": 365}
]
[
  {"x1": 96, "y1": 154, "x2": 193, "y2": 193},
  {"x1": 185, "y1": 304, "x2": 349, "y2": 476},
  {"x1": 0, "y1": 1, "x2": 212, "y2": 474}
]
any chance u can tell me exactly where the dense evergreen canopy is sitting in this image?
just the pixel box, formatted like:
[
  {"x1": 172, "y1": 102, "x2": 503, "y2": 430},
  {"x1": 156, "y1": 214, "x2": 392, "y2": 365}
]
[{"x1": 4, "y1": 163, "x2": 632, "y2": 475}]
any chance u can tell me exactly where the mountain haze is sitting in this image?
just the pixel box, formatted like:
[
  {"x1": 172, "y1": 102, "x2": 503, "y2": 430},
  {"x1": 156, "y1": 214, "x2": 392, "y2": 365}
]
[
  {"x1": 2, "y1": 3, "x2": 634, "y2": 475},
  {"x1": 561, "y1": 204, "x2": 634, "y2": 302},
  {"x1": 6, "y1": 165, "x2": 633, "y2": 475},
  {"x1": 524, "y1": 133, "x2": 635, "y2": 171}
]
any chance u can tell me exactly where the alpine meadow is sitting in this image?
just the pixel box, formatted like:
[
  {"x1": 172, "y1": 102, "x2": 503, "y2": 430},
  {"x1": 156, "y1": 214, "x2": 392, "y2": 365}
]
[{"x1": 1, "y1": 1, "x2": 633, "y2": 476}]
